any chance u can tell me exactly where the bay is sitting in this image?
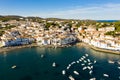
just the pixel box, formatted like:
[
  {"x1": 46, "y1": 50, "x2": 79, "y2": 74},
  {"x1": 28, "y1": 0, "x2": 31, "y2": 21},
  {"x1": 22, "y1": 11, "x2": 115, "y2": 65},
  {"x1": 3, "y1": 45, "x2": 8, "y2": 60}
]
[{"x1": 0, "y1": 45, "x2": 120, "y2": 80}]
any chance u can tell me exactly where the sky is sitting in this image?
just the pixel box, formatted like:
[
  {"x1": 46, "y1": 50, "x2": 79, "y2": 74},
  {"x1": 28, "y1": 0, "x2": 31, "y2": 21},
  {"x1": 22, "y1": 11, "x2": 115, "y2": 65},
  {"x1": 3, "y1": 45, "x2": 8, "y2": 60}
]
[{"x1": 0, "y1": 0, "x2": 120, "y2": 20}]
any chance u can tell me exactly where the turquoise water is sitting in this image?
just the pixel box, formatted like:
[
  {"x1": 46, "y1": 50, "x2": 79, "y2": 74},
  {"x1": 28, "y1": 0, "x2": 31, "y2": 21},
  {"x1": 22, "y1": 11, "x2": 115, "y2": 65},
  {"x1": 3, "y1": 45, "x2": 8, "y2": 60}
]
[{"x1": 0, "y1": 46, "x2": 120, "y2": 80}]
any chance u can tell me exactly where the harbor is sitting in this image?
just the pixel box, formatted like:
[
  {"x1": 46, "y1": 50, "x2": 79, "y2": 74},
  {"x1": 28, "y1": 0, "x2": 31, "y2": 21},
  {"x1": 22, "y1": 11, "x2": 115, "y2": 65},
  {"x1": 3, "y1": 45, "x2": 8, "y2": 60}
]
[{"x1": 0, "y1": 46, "x2": 120, "y2": 80}]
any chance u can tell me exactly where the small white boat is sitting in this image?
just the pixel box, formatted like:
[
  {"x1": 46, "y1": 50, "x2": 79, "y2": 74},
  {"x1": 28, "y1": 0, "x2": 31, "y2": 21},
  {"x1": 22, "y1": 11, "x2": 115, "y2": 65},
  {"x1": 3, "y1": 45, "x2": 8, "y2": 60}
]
[
  {"x1": 68, "y1": 64, "x2": 72, "y2": 67},
  {"x1": 52, "y1": 62, "x2": 56, "y2": 67},
  {"x1": 87, "y1": 66, "x2": 91, "y2": 70},
  {"x1": 73, "y1": 71, "x2": 79, "y2": 75},
  {"x1": 89, "y1": 78, "x2": 96, "y2": 80},
  {"x1": 90, "y1": 66, "x2": 93, "y2": 69},
  {"x1": 81, "y1": 63, "x2": 85, "y2": 66},
  {"x1": 72, "y1": 61, "x2": 76, "y2": 64},
  {"x1": 83, "y1": 60, "x2": 87, "y2": 63},
  {"x1": 11, "y1": 65, "x2": 17, "y2": 69},
  {"x1": 81, "y1": 58, "x2": 84, "y2": 60},
  {"x1": 41, "y1": 54, "x2": 44, "y2": 58},
  {"x1": 89, "y1": 70, "x2": 93, "y2": 75},
  {"x1": 108, "y1": 60, "x2": 114, "y2": 64},
  {"x1": 67, "y1": 66, "x2": 70, "y2": 70},
  {"x1": 118, "y1": 67, "x2": 120, "y2": 69},
  {"x1": 82, "y1": 56, "x2": 86, "y2": 59},
  {"x1": 82, "y1": 67, "x2": 87, "y2": 70},
  {"x1": 62, "y1": 70, "x2": 66, "y2": 75},
  {"x1": 87, "y1": 59, "x2": 91, "y2": 63},
  {"x1": 118, "y1": 76, "x2": 120, "y2": 79},
  {"x1": 85, "y1": 54, "x2": 89, "y2": 57},
  {"x1": 69, "y1": 75, "x2": 75, "y2": 80},
  {"x1": 94, "y1": 60, "x2": 96, "y2": 64},
  {"x1": 117, "y1": 61, "x2": 120, "y2": 65},
  {"x1": 76, "y1": 61, "x2": 79, "y2": 63},
  {"x1": 88, "y1": 63, "x2": 92, "y2": 65},
  {"x1": 79, "y1": 59, "x2": 82, "y2": 62},
  {"x1": 103, "y1": 74, "x2": 109, "y2": 77},
  {"x1": 71, "y1": 61, "x2": 76, "y2": 65}
]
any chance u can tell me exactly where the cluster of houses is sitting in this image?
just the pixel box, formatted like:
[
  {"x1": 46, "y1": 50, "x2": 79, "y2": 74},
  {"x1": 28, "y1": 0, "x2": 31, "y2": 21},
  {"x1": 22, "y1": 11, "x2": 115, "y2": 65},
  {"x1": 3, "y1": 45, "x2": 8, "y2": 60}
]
[
  {"x1": 0, "y1": 19, "x2": 120, "y2": 52},
  {"x1": 78, "y1": 25, "x2": 120, "y2": 51},
  {"x1": 0, "y1": 20, "x2": 77, "y2": 47}
]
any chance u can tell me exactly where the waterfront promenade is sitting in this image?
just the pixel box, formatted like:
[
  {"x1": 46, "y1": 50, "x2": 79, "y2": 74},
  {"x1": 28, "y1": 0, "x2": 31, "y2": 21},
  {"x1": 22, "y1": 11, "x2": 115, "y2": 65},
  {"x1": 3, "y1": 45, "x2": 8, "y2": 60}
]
[{"x1": 76, "y1": 43, "x2": 120, "y2": 55}]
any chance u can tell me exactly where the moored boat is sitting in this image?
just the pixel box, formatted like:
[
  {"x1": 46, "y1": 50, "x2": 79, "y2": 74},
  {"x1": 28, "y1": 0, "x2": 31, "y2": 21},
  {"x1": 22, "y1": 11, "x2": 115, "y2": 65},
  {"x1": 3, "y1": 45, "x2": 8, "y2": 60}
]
[
  {"x1": 11, "y1": 65, "x2": 17, "y2": 69},
  {"x1": 52, "y1": 62, "x2": 56, "y2": 67},
  {"x1": 73, "y1": 71, "x2": 79, "y2": 75}
]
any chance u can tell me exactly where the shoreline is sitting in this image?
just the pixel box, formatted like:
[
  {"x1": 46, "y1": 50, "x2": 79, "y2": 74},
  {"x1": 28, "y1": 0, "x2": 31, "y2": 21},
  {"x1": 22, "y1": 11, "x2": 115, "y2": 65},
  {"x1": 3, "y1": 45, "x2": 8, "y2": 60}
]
[
  {"x1": 0, "y1": 42, "x2": 120, "y2": 55},
  {"x1": 0, "y1": 43, "x2": 72, "y2": 53},
  {"x1": 76, "y1": 42, "x2": 120, "y2": 55}
]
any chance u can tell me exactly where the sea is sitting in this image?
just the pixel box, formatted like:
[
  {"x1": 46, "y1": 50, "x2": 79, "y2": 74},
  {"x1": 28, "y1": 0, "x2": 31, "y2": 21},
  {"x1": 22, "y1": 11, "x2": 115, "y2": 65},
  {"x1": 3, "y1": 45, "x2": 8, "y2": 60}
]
[
  {"x1": 0, "y1": 45, "x2": 120, "y2": 80},
  {"x1": 96, "y1": 20, "x2": 119, "y2": 22}
]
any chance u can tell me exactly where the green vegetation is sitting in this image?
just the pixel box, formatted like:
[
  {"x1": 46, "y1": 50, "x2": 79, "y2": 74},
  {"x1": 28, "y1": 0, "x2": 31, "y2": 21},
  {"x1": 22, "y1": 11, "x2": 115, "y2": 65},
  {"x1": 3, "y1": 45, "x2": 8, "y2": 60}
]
[
  {"x1": 45, "y1": 22, "x2": 59, "y2": 30},
  {"x1": 105, "y1": 31, "x2": 115, "y2": 36},
  {"x1": 0, "y1": 25, "x2": 16, "y2": 36},
  {"x1": 105, "y1": 21, "x2": 120, "y2": 36},
  {"x1": 0, "y1": 15, "x2": 24, "y2": 22},
  {"x1": 114, "y1": 21, "x2": 120, "y2": 32},
  {"x1": 0, "y1": 30, "x2": 4, "y2": 36}
]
